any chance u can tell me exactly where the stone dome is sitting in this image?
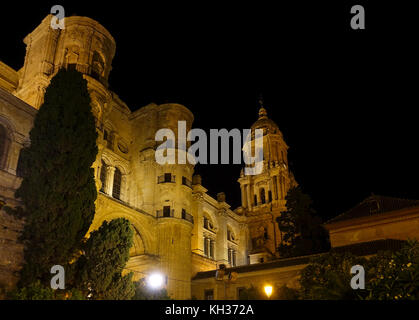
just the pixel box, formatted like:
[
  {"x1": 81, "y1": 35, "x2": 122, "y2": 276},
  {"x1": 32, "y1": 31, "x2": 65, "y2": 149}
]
[{"x1": 251, "y1": 107, "x2": 281, "y2": 136}]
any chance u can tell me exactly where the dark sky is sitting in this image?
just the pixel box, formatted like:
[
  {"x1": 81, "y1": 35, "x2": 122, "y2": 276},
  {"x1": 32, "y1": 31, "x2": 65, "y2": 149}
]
[{"x1": 1, "y1": 1, "x2": 418, "y2": 220}]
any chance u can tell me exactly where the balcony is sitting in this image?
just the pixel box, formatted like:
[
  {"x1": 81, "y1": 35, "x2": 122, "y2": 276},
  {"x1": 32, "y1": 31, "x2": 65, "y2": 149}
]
[
  {"x1": 182, "y1": 211, "x2": 194, "y2": 224},
  {"x1": 157, "y1": 173, "x2": 176, "y2": 184},
  {"x1": 182, "y1": 176, "x2": 192, "y2": 188},
  {"x1": 156, "y1": 209, "x2": 174, "y2": 218}
]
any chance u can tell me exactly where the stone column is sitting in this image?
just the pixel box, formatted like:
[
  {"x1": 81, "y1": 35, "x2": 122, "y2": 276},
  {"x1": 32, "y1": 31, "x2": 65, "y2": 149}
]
[
  {"x1": 268, "y1": 178, "x2": 273, "y2": 202},
  {"x1": 105, "y1": 166, "x2": 115, "y2": 196},
  {"x1": 240, "y1": 184, "x2": 247, "y2": 208},
  {"x1": 246, "y1": 184, "x2": 252, "y2": 211}
]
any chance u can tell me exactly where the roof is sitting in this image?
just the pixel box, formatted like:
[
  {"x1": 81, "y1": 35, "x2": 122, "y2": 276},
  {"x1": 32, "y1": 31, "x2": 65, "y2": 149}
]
[
  {"x1": 251, "y1": 107, "x2": 281, "y2": 136},
  {"x1": 326, "y1": 195, "x2": 419, "y2": 225},
  {"x1": 332, "y1": 239, "x2": 407, "y2": 256},
  {"x1": 192, "y1": 255, "x2": 316, "y2": 280}
]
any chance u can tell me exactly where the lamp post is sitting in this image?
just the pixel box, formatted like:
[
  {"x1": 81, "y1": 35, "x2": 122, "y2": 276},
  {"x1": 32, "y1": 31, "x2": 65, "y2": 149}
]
[
  {"x1": 264, "y1": 285, "x2": 273, "y2": 299},
  {"x1": 147, "y1": 273, "x2": 164, "y2": 290}
]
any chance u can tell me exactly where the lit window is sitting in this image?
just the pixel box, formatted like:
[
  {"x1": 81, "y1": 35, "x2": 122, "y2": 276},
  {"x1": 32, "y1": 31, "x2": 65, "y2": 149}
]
[
  {"x1": 228, "y1": 248, "x2": 237, "y2": 267},
  {"x1": 112, "y1": 167, "x2": 122, "y2": 200},
  {"x1": 204, "y1": 289, "x2": 214, "y2": 300}
]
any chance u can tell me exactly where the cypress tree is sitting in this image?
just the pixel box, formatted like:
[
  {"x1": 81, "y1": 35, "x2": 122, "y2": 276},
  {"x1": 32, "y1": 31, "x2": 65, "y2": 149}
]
[
  {"x1": 276, "y1": 187, "x2": 330, "y2": 258},
  {"x1": 15, "y1": 68, "x2": 98, "y2": 286}
]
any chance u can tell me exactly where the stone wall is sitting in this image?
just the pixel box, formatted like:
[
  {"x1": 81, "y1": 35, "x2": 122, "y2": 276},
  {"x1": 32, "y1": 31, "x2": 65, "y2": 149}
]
[{"x1": 0, "y1": 209, "x2": 24, "y2": 297}]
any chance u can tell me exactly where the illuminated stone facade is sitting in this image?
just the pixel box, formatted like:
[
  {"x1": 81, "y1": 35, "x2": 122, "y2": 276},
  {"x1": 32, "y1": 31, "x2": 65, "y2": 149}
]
[
  {"x1": 1, "y1": 15, "x2": 418, "y2": 300},
  {"x1": 0, "y1": 15, "x2": 289, "y2": 299}
]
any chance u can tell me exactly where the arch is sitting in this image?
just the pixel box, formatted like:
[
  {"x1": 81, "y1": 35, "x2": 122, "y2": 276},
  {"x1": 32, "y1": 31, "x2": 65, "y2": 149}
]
[
  {"x1": 91, "y1": 210, "x2": 154, "y2": 255},
  {"x1": 203, "y1": 211, "x2": 217, "y2": 232},
  {"x1": 112, "y1": 160, "x2": 129, "y2": 175},
  {"x1": 227, "y1": 225, "x2": 237, "y2": 242},
  {"x1": 129, "y1": 225, "x2": 146, "y2": 257},
  {"x1": 91, "y1": 51, "x2": 105, "y2": 80}
]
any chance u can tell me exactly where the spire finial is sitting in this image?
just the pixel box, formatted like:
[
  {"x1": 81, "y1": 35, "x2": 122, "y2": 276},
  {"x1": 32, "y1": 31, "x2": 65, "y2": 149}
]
[
  {"x1": 258, "y1": 95, "x2": 268, "y2": 119},
  {"x1": 258, "y1": 94, "x2": 264, "y2": 108}
]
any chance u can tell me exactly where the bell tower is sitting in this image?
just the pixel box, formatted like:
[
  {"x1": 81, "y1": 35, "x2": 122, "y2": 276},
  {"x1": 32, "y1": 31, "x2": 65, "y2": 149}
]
[
  {"x1": 238, "y1": 99, "x2": 297, "y2": 263},
  {"x1": 15, "y1": 15, "x2": 116, "y2": 109}
]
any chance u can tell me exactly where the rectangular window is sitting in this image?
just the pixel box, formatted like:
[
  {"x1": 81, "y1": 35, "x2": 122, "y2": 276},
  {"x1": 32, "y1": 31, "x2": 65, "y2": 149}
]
[
  {"x1": 68, "y1": 63, "x2": 77, "y2": 71},
  {"x1": 237, "y1": 287, "x2": 245, "y2": 300},
  {"x1": 210, "y1": 240, "x2": 215, "y2": 259},
  {"x1": 204, "y1": 289, "x2": 214, "y2": 300},
  {"x1": 204, "y1": 237, "x2": 209, "y2": 257},
  {"x1": 268, "y1": 190, "x2": 272, "y2": 203},
  {"x1": 228, "y1": 249, "x2": 236, "y2": 267},
  {"x1": 164, "y1": 173, "x2": 172, "y2": 182},
  {"x1": 163, "y1": 206, "x2": 171, "y2": 217}
]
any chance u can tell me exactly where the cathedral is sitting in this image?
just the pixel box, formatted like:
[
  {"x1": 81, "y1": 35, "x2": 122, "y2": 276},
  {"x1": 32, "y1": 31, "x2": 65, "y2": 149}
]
[
  {"x1": 1, "y1": 15, "x2": 418, "y2": 300},
  {"x1": 0, "y1": 15, "x2": 297, "y2": 299}
]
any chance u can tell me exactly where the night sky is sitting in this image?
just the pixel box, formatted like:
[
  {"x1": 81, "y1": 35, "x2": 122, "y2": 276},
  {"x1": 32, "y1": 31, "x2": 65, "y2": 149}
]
[{"x1": 1, "y1": 2, "x2": 417, "y2": 220}]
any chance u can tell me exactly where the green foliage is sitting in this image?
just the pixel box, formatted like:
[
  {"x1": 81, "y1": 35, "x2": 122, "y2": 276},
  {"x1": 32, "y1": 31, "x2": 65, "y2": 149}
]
[
  {"x1": 364, "y1": 239, "x2": 419, "y2": 300},
  {"x1": 238, "y1": 285, "x2": 264, "y2": 300},
  {"x1": 74, "y1": 218, "x2": 135, "y2": 300},
  {"x1": 298, "y1": 240, "x2": 419, "y2": 300},
  {"x1": 7, "y1": 281, "x2": 55, "y2": 300},
  {"x1": 276, "y1": 187, "x2": 330, "y2": 258},
  {"x1": 10, "y1": 68, "x2": 98, "y2": 286},
  {"x1": 132, "y1": 278, "x2": 171, "y2": 300},
  {"x1": 277, "y1": 284, "x2": 300, "y2": 300},
  {"x1": 299, "y1": 251, "x2": 367, "y2": 300},
  {"x1": 6, "y1": 282, "x2": 86, "y2": 300}
]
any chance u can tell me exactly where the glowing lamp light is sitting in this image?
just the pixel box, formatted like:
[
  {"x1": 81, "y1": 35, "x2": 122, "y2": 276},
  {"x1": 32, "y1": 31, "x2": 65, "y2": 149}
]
[
  {"x1": 264, "y1": 285, "x2": 273, "y2": 299},
  {"x1": 147, "y1": 273, "x2": 164, "y2": 290}
]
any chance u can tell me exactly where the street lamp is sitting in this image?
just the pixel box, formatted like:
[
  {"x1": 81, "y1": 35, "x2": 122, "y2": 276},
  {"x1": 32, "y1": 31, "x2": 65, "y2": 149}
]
[
  {"x1": 147, "y1": 273, "x2": 164, "y2": 290},
  {"x1": 264, "y1": 285, "x2": 273, "y2": 299}
]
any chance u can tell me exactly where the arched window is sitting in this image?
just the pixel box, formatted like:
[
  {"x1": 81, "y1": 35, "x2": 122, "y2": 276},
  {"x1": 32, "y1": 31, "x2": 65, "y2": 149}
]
[
  {"x1": 227, "y1": 227, "x2": 236, "y2": 242},
  {"x1": 260, "y1": 188, "x2": 266, "y2": 204},
  {"x1": 112, "y1": 167, "x2": 122, "y2": 200},
  {"x1": 0, "y1": 125, "x2": 9, "y2": 169},
  {"x1": 100, "y1": 161, "x2": 107, "y2": 192},
  {"x1": 92, "y1": 51, "x2": 105, "y2": 80},
  {"x1": 203, "y1": 215, "x2": 214, "y2": 231}
]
